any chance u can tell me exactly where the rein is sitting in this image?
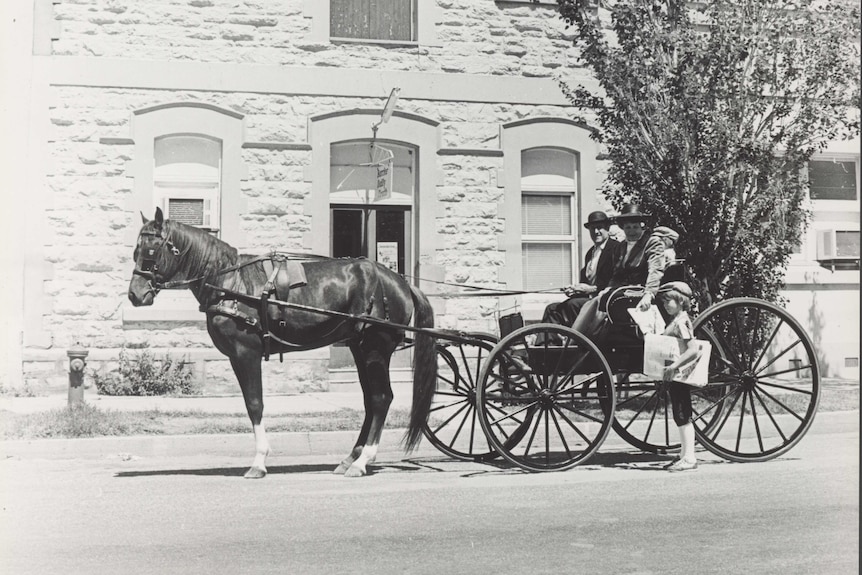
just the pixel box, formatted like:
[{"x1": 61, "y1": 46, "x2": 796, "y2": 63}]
[
  {"x1": 133, "y1": 224, "x2": 566, "y2": 300},
  {"x1": 402, "y1": 275, "x2": 565, "y2": 298}
]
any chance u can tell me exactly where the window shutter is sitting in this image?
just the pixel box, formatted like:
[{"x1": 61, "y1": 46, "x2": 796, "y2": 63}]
[
  {"x1": 522, "y1": 195, "x2": 572, "y2": 236},
  {"x1": 522, "y1": 243, "x2": 573, "y2": 291}
]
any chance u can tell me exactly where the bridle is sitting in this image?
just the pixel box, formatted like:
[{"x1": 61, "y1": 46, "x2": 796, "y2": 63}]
[{"x1": 132, "y1": 227, "x2": 195, "y2": 294}]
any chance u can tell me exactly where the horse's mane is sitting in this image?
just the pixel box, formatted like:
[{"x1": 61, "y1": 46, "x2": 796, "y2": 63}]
[{"x1": 164, "y1": 220, "x2": 266, "y2": 291}]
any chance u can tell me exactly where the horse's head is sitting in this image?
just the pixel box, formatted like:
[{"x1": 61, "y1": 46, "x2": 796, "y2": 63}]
[{"x1": 128, "y1": 207, "x2": 182, "y2": 306}]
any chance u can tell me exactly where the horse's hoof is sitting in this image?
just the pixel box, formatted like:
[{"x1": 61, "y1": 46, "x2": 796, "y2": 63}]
[
  {"x1": 344, "y1": 465, "x2": 366, "y2": 478},
  {"x1": 332, "y1": 462, "x2": 350, "y2": 475},
  {"x1": 244, "y1": 467, "x2": 267, "y2": 479}
]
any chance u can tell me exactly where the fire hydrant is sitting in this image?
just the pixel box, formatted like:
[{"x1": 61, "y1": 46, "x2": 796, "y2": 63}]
[{"x1": 67, "y1": 343, "x2": 89, "y2": 406}]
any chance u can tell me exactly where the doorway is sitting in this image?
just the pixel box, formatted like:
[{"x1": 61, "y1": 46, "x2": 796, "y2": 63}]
[{"x1": 329, "y1": 141, "x2": 416, "y2": 376}]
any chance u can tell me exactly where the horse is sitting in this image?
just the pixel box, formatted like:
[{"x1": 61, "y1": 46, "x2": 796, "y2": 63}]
[{"x1": 128, "y1": 208, "x2": 437, "y2": 478}]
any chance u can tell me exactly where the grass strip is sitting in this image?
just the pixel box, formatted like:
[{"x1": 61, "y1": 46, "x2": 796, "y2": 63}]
[{"x1": 1, "y1": 388, "x2": 856, "y2": 441}]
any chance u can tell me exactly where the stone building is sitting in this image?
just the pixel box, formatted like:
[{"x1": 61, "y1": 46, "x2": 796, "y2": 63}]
[{"x1": 1, "y1": 0, "x2": 858, "y2": 395}]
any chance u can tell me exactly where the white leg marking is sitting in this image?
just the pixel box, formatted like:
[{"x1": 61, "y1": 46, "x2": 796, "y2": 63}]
[
  {"x1": 245, "y1": 422, "x2": 271, "y2": 479},
  {"x1": 344, "y1": 444, "x2": 378, "y2": 478}
]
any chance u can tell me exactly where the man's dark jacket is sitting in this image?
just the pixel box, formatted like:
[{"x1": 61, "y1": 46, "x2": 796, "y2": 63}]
[{"x1": 580, "y1": 238, "x2": 621, "y2": 292}]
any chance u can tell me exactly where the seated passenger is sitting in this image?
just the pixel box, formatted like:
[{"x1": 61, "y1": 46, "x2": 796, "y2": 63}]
[
  {"x1": 536, "y1": 211, "x2": 621, "y2": 343},
  {"x1": 572, "y1": 204, "x2": 678, "y2": 341}
]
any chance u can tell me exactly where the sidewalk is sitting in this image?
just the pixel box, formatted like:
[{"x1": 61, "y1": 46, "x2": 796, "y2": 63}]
[{"x1": 0, "y1": 381, "x2": 414, "y2": 415}]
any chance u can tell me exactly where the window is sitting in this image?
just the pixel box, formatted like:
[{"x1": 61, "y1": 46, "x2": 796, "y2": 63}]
[
  {"x1": 521, "y1": 148, "x2": 577, "y2": 291},
  {"x1": 809, "y1": 160, "x2": 858, "y2": 201},
  {"x1": 330, "y1": 0, "x2": 417, "y2": 42},
  {"x1": 153, "y1": 135, "x2": 221, "y2": 234}
]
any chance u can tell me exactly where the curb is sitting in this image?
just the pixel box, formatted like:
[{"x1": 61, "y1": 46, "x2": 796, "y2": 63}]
[
  {"x1": 0, "y1": 429, "x2": 442, "y2": 461},
  {"x1": 2, "y1": 411, "x2": 856, "y2": 462}
]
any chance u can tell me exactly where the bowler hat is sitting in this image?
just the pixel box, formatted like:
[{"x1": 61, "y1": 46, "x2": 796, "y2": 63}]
[
  {"x1": 613, "y1": 203, "x2": 652, "y2": 223},
  {"x1": 583, "y1": 211, "x2": 610, "y2": 229}
]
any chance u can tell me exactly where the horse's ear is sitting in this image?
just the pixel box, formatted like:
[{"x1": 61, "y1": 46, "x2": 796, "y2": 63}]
[
  {"x1": 154, "y1": 207, "x2": 164, "y2": 228},
  {"x1": 140, "y1": 211, "x2": 149, "y2": 225}
]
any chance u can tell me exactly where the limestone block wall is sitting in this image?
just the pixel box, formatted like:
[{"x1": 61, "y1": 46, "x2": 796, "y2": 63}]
[
  {"x1": 50, "y1": 0, "x2": 582, "y2": 80},
  {"x1": 27, "y1": 74, "x2": 590, "y2": 393}
]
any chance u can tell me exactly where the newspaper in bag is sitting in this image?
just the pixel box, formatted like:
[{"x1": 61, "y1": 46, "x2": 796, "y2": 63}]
[{"x1": 642, "y1": 334, "x2": 711, "y2": 387}]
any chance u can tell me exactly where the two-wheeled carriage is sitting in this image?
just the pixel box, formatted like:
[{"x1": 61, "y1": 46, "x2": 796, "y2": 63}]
[{"x1": 422, "y1": 285, "x2": 821, "y2": 472}]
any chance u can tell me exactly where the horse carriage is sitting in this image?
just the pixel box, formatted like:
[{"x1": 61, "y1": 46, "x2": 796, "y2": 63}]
[{"x1": 129, "y1": 210, "x2": 820, "y2": 477}]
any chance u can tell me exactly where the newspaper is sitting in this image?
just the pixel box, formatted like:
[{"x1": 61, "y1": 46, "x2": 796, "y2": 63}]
[
  {"x1": 627, "y1": 305, "x2": 666, "y2": 335},
  {"x1": 642, "y1": 333, "x2": 712, "y2": 387}
]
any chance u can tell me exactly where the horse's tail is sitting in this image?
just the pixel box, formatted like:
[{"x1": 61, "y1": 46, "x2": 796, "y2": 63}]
[{"x1": 404, "y1": 284, "x2": 437, "y2": 452}]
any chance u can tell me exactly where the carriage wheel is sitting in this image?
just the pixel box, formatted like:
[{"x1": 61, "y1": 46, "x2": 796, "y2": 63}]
[
  {"x1": 422, "y1": 333, "x2": 503, "y2": 461},
  {"x1": 691, "y1": 298, "x2": 821, "y2": 462},
  {"x1": 476, "y1": 324, "x2": 616, "y2": 472},
  {"x1": 611, "y1": 327, "x2": 729, "y2": 454}
]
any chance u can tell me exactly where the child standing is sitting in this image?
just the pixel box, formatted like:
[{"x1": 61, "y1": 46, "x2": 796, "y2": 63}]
[{"x1": 658, "y1": 281, "x2": 702, "y2": 472}]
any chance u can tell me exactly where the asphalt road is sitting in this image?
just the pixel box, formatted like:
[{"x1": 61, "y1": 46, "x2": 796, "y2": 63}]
[{"x1": 2, "y1": 416, "x2": 858, "y2": 575}]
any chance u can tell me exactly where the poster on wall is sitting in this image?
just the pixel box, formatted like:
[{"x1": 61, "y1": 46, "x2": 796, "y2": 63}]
[{"x1": 377, "y1": 242, "x2": 399, "y2": 272}]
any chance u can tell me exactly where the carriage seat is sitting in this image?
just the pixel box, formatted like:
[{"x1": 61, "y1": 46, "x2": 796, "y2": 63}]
[{"x1": 600, "y1": 261, "x2": 689, "y2": 326}]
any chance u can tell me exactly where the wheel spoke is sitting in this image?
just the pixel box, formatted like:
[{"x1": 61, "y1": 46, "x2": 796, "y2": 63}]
[
  {"x1": 429, "y1": 397, "x2": 468, "y2": 413},
  {"x1": 751, "y1": 315, "x2": 783, "y2": 374},
  {"x1": 735, "y1": 390, "x2": 748, "y2": 452},
  {"x1": 756, "y1": 378, "x2": 814, "y2": 395},
  {"x1": 430, "y1": 389, "x2": 468, "y2": 400},
  {"x1": 432, "y1": 401, "x2": 470, "y2": 440},
  {"x1": 553, "y1": 403, "x2": 595, "y2": 445},
  {"x1": 691, "y1": 387, "x2": 734, "y2": 423},
  {"x1": 754, "y1": 338, "x2": 803, "y2": 376},
  {"x1": 751, "y1": 387, "x2": 789, "y2": 443},
  {"x1": 753, "y1": 383, "x2": 806, "y2": 422},
  {"x1": 615, "y1": 387, "x2": 652, "y2": 409},
  {"x1": 707, "y1": 388, "x2": 743, "y2": 442},
  {"x1": 549, "y1": 408, "x2": 574, "y2": 461},
  {"x1": 708, "y1": 317, "x2": 746, "y2": 373},
  {"x1": 556, "y1": 402, "x2": 606, "y2": 424},
  {"x1": 747, "y1": 307, "x2": 762, "y2": 371},
  {"x1": 523, "y1": 409, "x2": 543, "y2": 459},
  {"x1": 747, "y1": 389, "x2": 765, "y2": 453},
  {"x1": 732, "y1": 307, "x2": 749, "y2": 370},
  {"x1": 622, "y1": 389, "x2": 659, "y2": 432}
]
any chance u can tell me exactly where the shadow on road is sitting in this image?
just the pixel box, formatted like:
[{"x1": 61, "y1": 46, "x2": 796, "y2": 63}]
[{"x1": 115, "y1": 463, "x2": 337, "y2": 477}]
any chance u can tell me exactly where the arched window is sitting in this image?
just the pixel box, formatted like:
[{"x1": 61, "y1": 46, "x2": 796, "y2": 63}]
[
  {"x1": 153, "y1": 135, "x2": 222, "y2": 234},
  {"x1": 329, "y1": 141, "x2": 416, "y2": 274}
]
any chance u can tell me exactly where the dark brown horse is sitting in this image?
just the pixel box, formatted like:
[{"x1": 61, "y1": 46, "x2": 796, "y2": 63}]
[{"x1": 128, "y1": 208, "x2": 437, "y2": 478}]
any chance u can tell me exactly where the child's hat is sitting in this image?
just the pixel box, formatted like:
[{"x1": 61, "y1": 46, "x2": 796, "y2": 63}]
[
  {"x1": 658, "y1": 281, "x2": 692, "y2": 299},
  {"x1": 652, "y1": 226, "x2": 679, "y2": 244}
]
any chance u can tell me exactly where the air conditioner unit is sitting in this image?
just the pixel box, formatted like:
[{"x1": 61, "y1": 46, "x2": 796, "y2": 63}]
[
  {"x1": 163, "y1": 196, "x2": 219, "y2": 232},
  {"x1": 816, "y1": 229, "x2": 860, "y2": 261}
]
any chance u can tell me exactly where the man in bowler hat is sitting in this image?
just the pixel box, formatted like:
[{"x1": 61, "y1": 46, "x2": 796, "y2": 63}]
[{"x1": 537, "y1": 210, "x2": 622, "y2": 337}]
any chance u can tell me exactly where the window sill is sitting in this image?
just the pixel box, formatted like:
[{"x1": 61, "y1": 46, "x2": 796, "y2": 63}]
[{"x1": 330, "y1": 37, "x2": 419, "y2": 48}]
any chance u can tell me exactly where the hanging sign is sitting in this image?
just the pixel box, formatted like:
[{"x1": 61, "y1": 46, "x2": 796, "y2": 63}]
[{"x1": 375, "y1": 161, "x2": 391, "y2": 202}]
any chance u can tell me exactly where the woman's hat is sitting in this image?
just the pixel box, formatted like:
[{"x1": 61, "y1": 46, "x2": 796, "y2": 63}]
[
  {"x1": 583, "y1": 211, "x2": 610, "y2": 229},
  {"x1": 613, "y1": 203, "x2": 652, "y2": 223},
  {"x1": 658, "y1": 281, "x2": 693, "y2": 299},
  {"x1": 652, "y1": 226, "x2": 679, "y2": 244}
]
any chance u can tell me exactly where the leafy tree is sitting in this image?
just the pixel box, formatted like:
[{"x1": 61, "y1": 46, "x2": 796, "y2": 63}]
[{"x1": 554, "y1": 0, "x2": 860, "y2": 306}]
